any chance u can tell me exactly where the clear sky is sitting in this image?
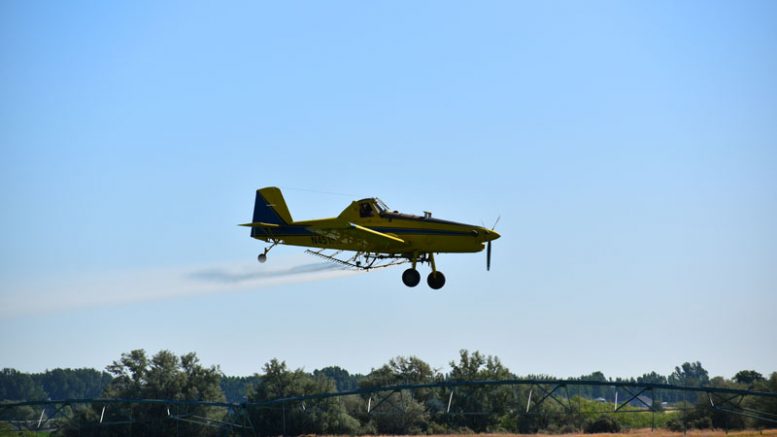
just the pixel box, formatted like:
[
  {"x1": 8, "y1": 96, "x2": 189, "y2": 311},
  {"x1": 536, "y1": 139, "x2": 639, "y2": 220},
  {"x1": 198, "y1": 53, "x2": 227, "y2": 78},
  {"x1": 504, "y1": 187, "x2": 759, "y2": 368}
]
[{"x1": 1, "y1": 1, "x2": 775, "y2": 379}]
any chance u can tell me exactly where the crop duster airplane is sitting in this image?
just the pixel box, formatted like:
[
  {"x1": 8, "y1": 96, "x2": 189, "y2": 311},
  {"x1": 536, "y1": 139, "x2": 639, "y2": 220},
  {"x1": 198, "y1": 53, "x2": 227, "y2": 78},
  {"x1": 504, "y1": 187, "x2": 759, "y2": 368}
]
[{"x1": 240, "y1": 187, "x2": 500, "y2": 289}]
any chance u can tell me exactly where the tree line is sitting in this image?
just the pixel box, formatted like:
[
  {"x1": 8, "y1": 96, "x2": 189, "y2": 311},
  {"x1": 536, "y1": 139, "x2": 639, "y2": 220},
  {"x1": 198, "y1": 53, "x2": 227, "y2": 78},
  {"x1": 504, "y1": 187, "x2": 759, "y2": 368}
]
[
  {"x1": 0, "y1": 368, "x2": 112, "y2": 402},
  {"x1": 1, "y1": 350, "x2": 776, "y2": 436}
]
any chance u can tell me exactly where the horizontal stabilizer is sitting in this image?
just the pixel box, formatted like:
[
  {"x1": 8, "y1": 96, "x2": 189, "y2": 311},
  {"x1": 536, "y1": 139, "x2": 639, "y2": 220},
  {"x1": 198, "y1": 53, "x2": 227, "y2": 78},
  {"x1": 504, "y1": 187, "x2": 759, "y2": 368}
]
[{"x1": 238, "y1": 222, "x2": 281, "y2": 228}]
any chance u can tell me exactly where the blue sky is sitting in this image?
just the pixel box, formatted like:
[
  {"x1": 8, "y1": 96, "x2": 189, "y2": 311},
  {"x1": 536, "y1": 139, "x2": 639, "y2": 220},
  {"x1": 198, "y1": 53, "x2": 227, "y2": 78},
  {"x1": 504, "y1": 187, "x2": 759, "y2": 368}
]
[{"x1": 1, "y1": 1, "x2": 776, "y2": 379}]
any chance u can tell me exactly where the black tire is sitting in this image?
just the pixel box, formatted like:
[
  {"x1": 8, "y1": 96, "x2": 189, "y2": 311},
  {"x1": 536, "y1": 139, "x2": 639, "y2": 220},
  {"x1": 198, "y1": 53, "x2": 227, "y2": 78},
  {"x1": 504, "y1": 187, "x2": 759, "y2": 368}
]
[
  {"x1": 258, "y1": 254, "x2": 267, "y2": 263},
  {"x1": 402, "y1": 268, "x2": 421, "y2": 287},
  {"x1": 427, "y1": 271, "x2": 446, "y2": 289}
]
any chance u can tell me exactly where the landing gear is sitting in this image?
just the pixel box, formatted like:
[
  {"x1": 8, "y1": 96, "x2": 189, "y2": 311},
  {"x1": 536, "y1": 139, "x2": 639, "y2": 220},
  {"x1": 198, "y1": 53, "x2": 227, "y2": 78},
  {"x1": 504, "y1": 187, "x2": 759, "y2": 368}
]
[
  {"x1": 427, "y1": 252, "x2": 445, "y2": 289},
  {"x1": 401, "y1": 252, "x2": 446, "y2": 289},
  {"x1": 427, "y1": 272, "x2": 446, "y2": 289},
  {"x1": 402, "y1": 268, "x2": 421, "y2": 287},
  {"x1": 257, "y1": 241, "x2": 278, "y2": 264}
]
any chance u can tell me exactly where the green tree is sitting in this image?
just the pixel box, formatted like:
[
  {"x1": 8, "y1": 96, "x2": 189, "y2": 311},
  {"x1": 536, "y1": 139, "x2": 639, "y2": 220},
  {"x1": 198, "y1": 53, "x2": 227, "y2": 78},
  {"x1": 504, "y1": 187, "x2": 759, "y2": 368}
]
[
  {"x1": 579, "y1": 371, "x2": 608, "y2": 400},
  {"x1": 636, "y1": 371, "x2": 669, "y2": 402},
  {"x1": 62, "y1": 349, "x2": 225, "y2": 437},
  {"x1": 221, "y1": 375, "x2": 262, "y2": 403},
  {"x1": 0, "y1": 369, "x2": 46, "y2": 401},
  {"x1": 583, "y1": 415, "x2": 621, "y2": 433},
  {"x1": 637, "y1": 371, "x2": 667, "y2": 385},
  {"x1": 748, "y1": 372, "x2": 777, "y2": 429},
  {"x1": 358, "y1": 356, "x2": 438, "y2": 435},
  {"x1": 446, "y1": 350, "x2": 515, "y2": 432},
  {"x1": 313, "y1": 366, "x2": 362, "y2": 392},
  {"x1": 34, "y1": 368, "x2": 112, "y2": 400},
  {"x1": 733, "y1": 370, "x2": 765, "y2": 386},
  {"x1": 247, "y1": 359, "x2": 359, "y2": 436},
  {"x1": 669, "y1": 361, "x2": 709, "y2": 387},
  {"x1": 701, "y1": 376, "x2": 746, "y2": 429}
]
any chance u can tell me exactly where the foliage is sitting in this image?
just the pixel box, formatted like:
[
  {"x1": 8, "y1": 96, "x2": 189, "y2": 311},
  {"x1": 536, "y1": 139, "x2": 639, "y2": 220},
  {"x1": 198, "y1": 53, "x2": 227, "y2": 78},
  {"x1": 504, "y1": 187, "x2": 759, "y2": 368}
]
[
  {"x1": 61, "y1": 349, "x2": 225, "y2": 437},
  {"x1": 37, "y1": 368, "x2": 112, "y2": 400},
  {"x1": 666, "y1": 401, "x2": 713, "y2": 431},
  {"x1": 0, "y1": 369, "x2": 46, "y2": 401},
  {"x1": 734, "y1": 370, "x2": 765, "y2": 386},
  {"x1": 247, "y1": 358, "x2": 360, "y2": 436},
  {"x1": 103, "y1": 349, "x2": 224, "y2": 402},
  {"x1": 0, "y1": 421, "x2": 43, "y2": 436},
  {"x1": 748, "y1": 372, "x2": 777, "y2": 429},
  {"x1": 573, "y1": 396, "x2": 672, "y2": 430},
  {"x1": 221, "y1": 374, "x2": 262, "y2": 403},
  {"x1": 583, "y1": 415, "x2": 621, "y2": 433},
  {"x1": 445, "y1": 350, "x2": 516, "y2": 432},
  {"x1": 577, "y1": 371, "x2": 609, "y2": 400},
  {"x1": 358, "y1": 355, "x2": 439, "y2": 435},
  {"x1": 313, "y1": 366, "x2": 363, "y2": 392},
  {"x1": 2, "y1": 354, "x2": 776, "y2": 435},
  {"x1": 670, "y1": 361, "x2": 710, "y2": 387},
  {"x1": 638, "y1": 371, "x2": 668, "y2": 385}
]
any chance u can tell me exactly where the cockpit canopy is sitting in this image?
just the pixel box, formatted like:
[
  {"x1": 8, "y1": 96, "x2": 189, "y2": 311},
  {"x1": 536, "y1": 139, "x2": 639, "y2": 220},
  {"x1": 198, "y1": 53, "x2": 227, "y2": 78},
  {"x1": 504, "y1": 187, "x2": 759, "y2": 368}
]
[{"x1": 356, "y1": 198, "x2": 389, "y2": 218}]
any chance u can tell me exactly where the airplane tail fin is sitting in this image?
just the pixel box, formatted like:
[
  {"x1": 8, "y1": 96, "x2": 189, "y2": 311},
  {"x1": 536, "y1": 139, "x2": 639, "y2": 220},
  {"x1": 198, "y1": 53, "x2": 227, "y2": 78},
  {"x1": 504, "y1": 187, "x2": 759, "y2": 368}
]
[{"x1": 252, "y1": 187, "x2": 293, "y2": 225}]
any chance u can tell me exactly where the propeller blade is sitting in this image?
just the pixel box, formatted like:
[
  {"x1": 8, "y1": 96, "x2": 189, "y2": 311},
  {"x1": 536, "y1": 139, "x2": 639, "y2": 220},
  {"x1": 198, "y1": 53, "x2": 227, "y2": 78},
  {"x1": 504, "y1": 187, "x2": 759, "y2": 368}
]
[
  {"x1": 491, "y1": 215, "x2": 501, "y2": 230},
  {"x1": 487, "y1": 241, "x2": 492, "y2": 271}
]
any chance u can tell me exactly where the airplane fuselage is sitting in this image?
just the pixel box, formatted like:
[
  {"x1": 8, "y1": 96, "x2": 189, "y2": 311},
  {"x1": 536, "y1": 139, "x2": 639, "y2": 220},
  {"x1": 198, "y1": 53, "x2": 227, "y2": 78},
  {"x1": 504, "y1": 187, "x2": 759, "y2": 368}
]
[{"x1": 252, "y1": 212, "x2": 495, "y2": 254}]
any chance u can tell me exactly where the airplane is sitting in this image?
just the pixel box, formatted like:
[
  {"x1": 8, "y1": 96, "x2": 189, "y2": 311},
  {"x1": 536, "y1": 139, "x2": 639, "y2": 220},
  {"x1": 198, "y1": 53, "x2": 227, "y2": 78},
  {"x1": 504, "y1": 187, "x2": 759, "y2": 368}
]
[{"x1": 240, "y1": 187, "x2": 500, "y2": 289}]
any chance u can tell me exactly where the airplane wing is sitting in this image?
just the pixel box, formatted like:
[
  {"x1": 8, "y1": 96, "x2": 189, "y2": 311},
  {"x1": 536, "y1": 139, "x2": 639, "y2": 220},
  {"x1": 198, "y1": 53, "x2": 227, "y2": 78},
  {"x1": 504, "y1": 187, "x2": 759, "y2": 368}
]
[
  {"x1": 312, "y1": 222, "x2": 405, "y2": 248},
  {"x1": 348, "y1": 223, "x2": 405, "y2": 244}
]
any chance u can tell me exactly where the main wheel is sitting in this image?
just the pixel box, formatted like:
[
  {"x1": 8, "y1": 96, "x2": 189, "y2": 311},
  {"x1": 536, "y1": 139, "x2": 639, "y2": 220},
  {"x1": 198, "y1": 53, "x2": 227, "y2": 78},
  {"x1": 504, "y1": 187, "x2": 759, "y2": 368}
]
[
  {"x1": 427, "y1": 271, "x2": 446, "y2": 289},
  {"x1": 402, "y1": 268, "x2": 421, "y2": 287},
  {"x1": 258, "y1": 253, "x2": 267, "y2": 263}
]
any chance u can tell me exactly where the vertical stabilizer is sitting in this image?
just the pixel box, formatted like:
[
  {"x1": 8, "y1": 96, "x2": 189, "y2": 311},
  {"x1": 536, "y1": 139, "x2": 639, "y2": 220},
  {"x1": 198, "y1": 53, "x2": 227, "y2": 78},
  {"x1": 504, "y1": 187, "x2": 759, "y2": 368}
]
[{"x1": 252, "y1": 187, "x2": 293, "y2": 225}]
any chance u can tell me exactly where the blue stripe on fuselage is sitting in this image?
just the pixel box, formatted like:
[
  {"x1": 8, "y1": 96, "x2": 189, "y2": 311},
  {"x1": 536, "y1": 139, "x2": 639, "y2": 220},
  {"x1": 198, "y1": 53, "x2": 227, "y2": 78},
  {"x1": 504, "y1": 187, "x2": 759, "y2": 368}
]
[
  {"x1": 252, "y1": 225, "x2": 316, "y2": 238},
  {"x1": 369, "y1": 227, "x2": 472, "y2": 237},
  {"x1": 252, "y1": 225, "x2": 471, "y2": 240}
]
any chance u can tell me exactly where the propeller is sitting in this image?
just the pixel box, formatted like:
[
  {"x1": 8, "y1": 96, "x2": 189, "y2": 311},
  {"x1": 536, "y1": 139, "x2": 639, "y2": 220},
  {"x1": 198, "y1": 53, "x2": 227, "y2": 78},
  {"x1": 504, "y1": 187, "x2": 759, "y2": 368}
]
[
  {"x1": 486, "y1": 216, "x2": 500, "y2": 271},
  {"x1": 487, "y1": 240, "x2": 492, "y2": 271}
]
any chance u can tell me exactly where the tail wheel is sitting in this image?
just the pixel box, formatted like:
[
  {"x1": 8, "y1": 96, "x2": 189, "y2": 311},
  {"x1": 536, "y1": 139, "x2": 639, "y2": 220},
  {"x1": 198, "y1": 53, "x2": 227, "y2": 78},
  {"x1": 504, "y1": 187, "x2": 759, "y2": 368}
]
[
  {"x1": 257, "y1": 241, "x2": 278, "y2": 264},
  {"x1": 402, "y1": 268, "x2": 421, "y2": 287},
  {"x1": 427, "y1": 271, "x2": 446, "y2": 289}
]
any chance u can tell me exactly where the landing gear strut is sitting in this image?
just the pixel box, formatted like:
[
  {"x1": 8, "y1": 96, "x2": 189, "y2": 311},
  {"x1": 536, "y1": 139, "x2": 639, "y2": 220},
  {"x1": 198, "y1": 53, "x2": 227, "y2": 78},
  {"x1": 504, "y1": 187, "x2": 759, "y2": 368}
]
[
  {"x1": 427, "y1": 253, "x2": 445, "y2": 290},
  {"x1": 402, "y1": 253, "x2": 420, "y2": 287}
]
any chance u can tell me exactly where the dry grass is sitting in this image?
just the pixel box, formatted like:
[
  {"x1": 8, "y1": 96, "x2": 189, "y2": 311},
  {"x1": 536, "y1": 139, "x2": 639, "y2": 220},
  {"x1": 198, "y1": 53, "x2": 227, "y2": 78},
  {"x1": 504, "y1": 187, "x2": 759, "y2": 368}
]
[
  {"x1": 541, "y1": 430, "x2": 777, "y2": 437},
  {"x1": 360, "y1": 431, "x2": 777, "y2": 437}
]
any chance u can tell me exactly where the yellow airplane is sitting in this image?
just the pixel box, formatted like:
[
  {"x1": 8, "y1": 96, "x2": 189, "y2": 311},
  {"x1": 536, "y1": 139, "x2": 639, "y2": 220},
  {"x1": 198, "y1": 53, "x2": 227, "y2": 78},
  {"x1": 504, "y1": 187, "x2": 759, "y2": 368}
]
[{"x1": 240, "y1": 187, "x2": 500, "y2": 289}]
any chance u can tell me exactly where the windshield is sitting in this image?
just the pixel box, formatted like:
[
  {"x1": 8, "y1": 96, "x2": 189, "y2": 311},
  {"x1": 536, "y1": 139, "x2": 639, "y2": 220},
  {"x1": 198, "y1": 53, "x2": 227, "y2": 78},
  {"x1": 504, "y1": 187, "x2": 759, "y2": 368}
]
[{"x1": 374, "y1": 198, "x2": 389, "y2": 213}]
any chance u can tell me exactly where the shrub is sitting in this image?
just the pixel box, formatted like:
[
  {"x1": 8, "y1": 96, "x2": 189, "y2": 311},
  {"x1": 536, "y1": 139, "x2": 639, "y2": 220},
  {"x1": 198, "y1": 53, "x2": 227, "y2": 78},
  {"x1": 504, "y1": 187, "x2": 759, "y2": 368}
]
[{"x1": 584, "y1": 416, "x2": 621, "y2": 433}]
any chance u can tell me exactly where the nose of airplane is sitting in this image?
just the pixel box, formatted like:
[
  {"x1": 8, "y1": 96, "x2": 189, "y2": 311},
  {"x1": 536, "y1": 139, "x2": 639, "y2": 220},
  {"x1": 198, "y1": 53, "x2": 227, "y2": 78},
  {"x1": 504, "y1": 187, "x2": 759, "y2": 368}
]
[{"x1": 482, "y1": 228, "x2": 500, "y2": 241}]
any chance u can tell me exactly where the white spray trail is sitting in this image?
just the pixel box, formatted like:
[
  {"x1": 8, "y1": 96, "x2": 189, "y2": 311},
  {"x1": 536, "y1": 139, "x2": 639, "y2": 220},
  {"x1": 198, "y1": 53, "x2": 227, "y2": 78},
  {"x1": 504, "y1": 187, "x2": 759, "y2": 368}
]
[{"x1": 0, "y1": 256, "x2": 361, "y2": 319}]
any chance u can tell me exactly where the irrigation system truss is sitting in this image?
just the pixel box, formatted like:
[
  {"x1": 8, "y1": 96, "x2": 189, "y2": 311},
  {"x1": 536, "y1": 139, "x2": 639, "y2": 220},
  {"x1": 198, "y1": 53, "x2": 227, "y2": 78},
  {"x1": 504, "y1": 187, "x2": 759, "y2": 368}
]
[{"x1": 2, "y1": 379, "x2": 777, "y2": 435}]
